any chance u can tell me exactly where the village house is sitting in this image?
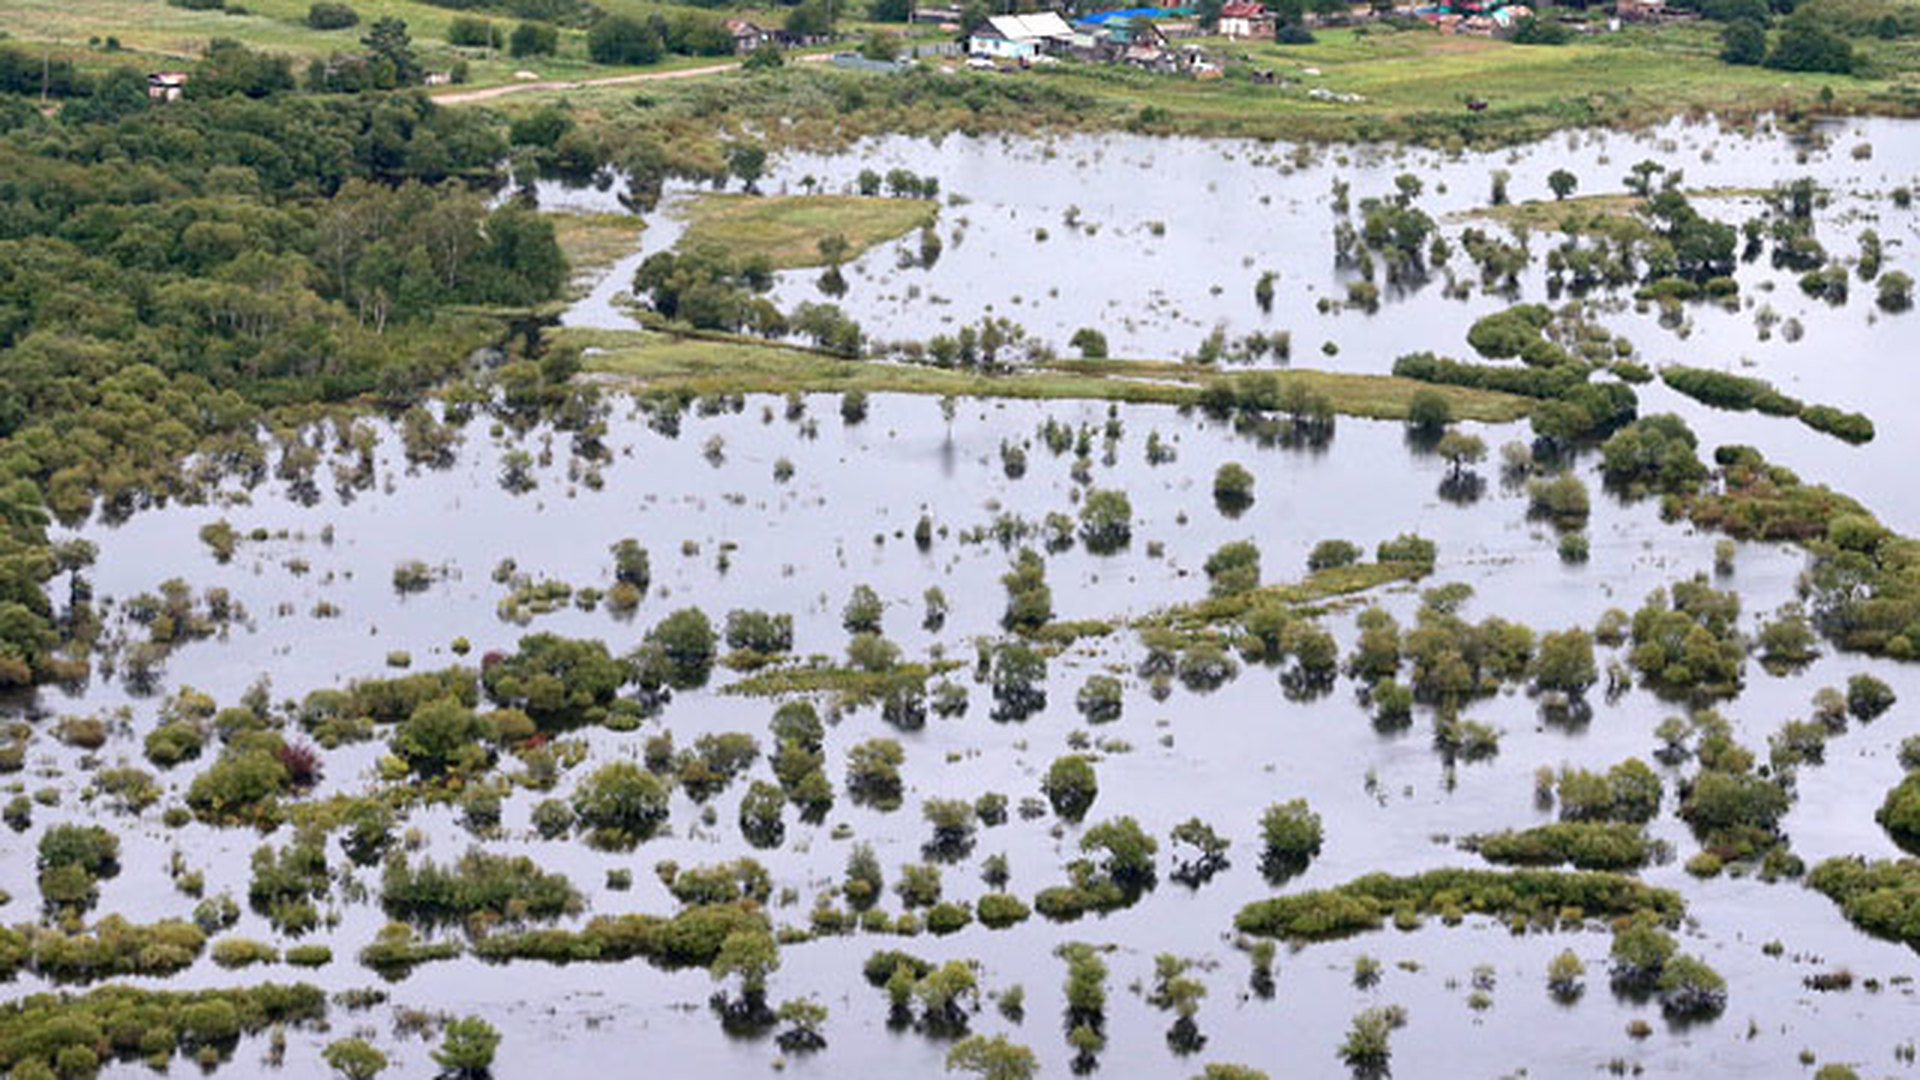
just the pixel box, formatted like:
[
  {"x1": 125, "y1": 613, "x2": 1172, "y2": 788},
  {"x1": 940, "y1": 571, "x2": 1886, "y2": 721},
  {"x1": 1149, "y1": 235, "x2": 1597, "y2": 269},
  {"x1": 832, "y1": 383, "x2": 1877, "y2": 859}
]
[
  {"x1": 146, "y1": 71, "x2": 188, "y2": 102},
  {"x1": 968, "y1": 12, "x2": 1076, "y2": 60},
  {"x1": 1217, "y1": 2, "x2": 1276, "y2": 39},
  {"x1": 725, "y1": 18, "x2": 776, "y2": 54}
]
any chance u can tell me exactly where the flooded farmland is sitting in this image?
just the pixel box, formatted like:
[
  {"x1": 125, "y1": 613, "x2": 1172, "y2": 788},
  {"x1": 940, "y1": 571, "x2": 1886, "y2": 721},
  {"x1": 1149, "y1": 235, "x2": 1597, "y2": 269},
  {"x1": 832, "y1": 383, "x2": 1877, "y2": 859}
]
[{"x1": 13, "y1": 115, "x2": 1920, "y2": 1080}]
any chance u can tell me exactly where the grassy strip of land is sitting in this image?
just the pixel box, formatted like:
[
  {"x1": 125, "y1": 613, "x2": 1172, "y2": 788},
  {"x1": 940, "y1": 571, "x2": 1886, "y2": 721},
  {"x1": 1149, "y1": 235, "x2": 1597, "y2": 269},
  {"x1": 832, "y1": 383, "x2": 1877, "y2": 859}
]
[
  {"x1": 723, "y1": 659, "x2": 964, "y2": 699},
  {"x1": 1234, "y1": 867, "x2": 1684, "y2": 943},
  {"x1": 551, "y1": 212, "x2": 645, "y2": 291},
  {"x1": 1457, "y1": 187, "x2": 1764, "y2": 234},
  {"x1": 564, "y1": 327, "x2": 1533, "y2": 422},
  {"x1": 1146, "y1": 561, "x2": 1427, "y2": 634},
  {"x1": 1017, "y1": 563, "x2": 1417, "y2": 647},
  {"x1": 676, "y1": 193, "x2": 937, "y2": 269}
]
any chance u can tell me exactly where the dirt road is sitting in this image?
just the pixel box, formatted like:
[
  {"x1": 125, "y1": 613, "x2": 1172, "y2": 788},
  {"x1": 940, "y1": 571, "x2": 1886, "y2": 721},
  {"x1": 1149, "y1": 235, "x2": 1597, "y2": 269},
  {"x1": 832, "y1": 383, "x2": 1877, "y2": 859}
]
[{"x1": 431, "y1": 54, "x2": 826, "y2": 105}]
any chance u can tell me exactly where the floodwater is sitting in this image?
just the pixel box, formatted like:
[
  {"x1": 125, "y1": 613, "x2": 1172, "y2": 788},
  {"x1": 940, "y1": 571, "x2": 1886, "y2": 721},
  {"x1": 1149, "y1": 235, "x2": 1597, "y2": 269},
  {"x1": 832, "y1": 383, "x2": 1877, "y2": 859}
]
[
  {"x1": 553, "y1": 114, "x2": 1920, "y2": 531},
  {"x1": 12, "y1": 119, "x2": 1920, "y2": 1080}
]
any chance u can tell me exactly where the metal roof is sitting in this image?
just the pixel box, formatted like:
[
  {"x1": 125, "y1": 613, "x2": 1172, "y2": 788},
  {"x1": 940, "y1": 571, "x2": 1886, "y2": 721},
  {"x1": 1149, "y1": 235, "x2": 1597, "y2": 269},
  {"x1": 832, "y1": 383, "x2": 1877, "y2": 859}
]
[{"x1": 982, "y1": 12, "x2": 1076, "y2": 39}]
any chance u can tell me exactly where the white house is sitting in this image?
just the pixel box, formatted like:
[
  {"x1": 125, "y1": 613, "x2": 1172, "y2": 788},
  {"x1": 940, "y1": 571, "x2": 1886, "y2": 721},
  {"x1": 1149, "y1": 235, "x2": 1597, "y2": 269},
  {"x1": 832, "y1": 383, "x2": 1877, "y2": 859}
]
[
  {"x1": 1218, "y1": 2, "x2": 1275, "y2": 39},
  {"x1": 968, "y1": 13, "x2": 1075, "y2": 60}
]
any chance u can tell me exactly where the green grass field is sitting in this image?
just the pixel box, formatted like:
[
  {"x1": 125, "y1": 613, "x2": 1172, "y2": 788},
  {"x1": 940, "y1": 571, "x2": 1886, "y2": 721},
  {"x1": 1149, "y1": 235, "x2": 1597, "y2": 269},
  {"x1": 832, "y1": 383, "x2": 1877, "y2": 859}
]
[{"x1": 676, "y1": 193, "x2": 936, "y2": 269}]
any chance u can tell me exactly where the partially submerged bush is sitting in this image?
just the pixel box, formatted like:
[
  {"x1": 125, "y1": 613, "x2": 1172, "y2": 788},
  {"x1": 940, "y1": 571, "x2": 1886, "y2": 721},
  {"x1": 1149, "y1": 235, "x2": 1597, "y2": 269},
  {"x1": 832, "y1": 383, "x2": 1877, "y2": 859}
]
[
  {"x1": 572, "y1": 762, "x2": 670, "y2": 849},
  {"x1": 1236, "y1": 868, "x2": 1682, "y2": 942},
  {"x1": 381, "y1": 848, "x2": 582, "y2": 926}
]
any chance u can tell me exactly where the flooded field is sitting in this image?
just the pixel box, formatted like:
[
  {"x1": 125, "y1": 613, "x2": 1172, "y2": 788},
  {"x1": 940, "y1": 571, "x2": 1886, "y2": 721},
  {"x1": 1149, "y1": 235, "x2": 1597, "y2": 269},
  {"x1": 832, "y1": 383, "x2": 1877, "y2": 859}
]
[
  {"x1": 557, "y1": 115, "x2": 1920, "y2": 530},
  {"x1": 11, "y1": 117, "x2": 1920, "y2": 1080}
]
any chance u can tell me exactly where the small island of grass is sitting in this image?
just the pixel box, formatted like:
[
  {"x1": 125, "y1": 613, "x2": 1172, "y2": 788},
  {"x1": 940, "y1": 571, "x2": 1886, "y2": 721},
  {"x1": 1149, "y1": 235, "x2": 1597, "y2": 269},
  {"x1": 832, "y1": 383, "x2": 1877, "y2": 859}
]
[{"x1": 676, "y1": 193, "x2": 937, "y2": 270}]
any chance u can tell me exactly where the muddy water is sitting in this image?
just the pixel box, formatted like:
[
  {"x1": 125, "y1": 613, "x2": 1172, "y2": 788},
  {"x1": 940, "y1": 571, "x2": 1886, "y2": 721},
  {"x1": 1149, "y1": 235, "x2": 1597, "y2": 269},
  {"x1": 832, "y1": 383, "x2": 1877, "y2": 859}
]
[
  {"x1": 12, "y1": 383, "x2": 1919, "y2": 1080},
  {"x1": 552, "y1": 116, "x2": 1920, "y2": 530}
]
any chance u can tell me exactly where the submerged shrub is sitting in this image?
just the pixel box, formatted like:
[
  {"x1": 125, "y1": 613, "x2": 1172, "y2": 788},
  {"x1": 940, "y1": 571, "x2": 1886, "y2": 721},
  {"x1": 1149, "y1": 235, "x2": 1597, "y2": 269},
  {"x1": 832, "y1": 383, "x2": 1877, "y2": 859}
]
[
  {"x1": 1042, "y1": 756, "x2": 1099, "y2": 823},
  {"x1": 572, "y1": 762, "x2": 671, "y2": 849}
]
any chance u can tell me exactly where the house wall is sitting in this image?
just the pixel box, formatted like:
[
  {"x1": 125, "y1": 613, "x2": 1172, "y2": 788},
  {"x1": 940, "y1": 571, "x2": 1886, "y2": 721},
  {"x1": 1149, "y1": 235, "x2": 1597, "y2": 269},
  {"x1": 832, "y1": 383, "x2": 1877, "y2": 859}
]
[{"x1": 969, "y1": 35, "x2": 1036, "y2": 58}]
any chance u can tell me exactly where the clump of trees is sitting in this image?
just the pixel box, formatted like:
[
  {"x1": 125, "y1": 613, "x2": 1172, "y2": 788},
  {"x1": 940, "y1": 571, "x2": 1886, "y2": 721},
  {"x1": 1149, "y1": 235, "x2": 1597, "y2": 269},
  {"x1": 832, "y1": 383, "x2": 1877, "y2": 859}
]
[
  {"x1": 1236, "y1": 868, "x2": 1681, "y2": 941},
  {"x1": 1258, "y1": 799, "x2": 1322, "y2": 881},
  {"x1": 0, "y1": 983, "x2": 326, "y2": 1077},
  {"x1": 1626, "y1": 576, "x2": 1745, "y2": 698},
  {"x1": 38, "y1": 824, "x2": 121, "y2": 914},
  {"x1": 1600, "y1": 414, "x2": 1707, "y2": 495},
  {"x1": 381, "y1": 848, "x2": 582, "y2": 926},
  {"x1": 1042, "y1": 755, "x2": 1099, "y2": 823},
  {"x1": 1078, "y1": 489, "x2": 1133, "y2": 554},
  {"x1": 1213, "y1": 463, "x2": 1255, "y2": 515},
  {"x1": 1001, "y1": 548, "x2": 1053, "y2": 632},
  {"x1": 572, "y1": 762, "x2": 670, "y2": 849},
  {"x1": 1809, "y1": 857, "x2": 1920, "y2": 951}
]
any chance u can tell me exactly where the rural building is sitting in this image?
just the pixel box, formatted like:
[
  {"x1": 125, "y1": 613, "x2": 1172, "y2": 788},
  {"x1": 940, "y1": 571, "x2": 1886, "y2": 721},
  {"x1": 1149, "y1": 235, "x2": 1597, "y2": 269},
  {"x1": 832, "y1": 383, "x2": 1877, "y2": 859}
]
[
  {"x1": 1217, "y1": 2, "x2": 1276, "y2": 38},
  {"x1": 146, "y1": 71, "x2": 188, "y2": 102},
  {"x1": 911, "y1": 3, "x2": 963, "y2": 24},
  {"x1": 726, "y1": 19, "x2": 776, "y2": 53},
  {"x1": 968, "y1": 12, "x2": 1076, "y2": 60}
]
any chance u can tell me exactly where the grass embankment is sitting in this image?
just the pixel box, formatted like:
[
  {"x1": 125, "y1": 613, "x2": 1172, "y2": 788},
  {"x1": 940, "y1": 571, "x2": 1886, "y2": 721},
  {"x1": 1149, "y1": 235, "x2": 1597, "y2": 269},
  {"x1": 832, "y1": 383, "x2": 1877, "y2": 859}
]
[
  {"x1": 563, "y1": 327, "x2": 1533, "y2": 421},
  {"x1": 677, "y1": 193, "x2": 937, "y2": 269}
]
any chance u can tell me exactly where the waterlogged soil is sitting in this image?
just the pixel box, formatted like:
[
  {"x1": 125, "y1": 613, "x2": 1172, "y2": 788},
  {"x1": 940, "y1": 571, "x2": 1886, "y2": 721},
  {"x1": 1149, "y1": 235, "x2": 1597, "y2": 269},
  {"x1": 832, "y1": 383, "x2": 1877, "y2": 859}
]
[
  {"x1": 553, "y1": 115, "x2": 1920, "y2": 530},
  {"x1": 8, "y1": 384, "x2": 1918, "y2": 1080}
]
